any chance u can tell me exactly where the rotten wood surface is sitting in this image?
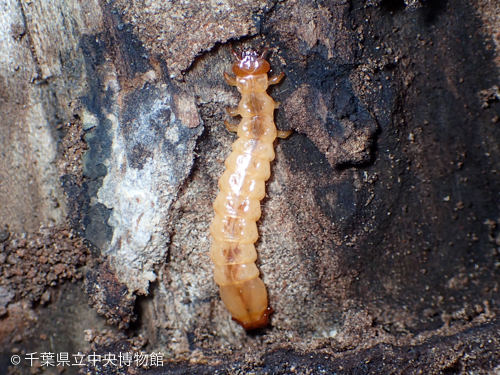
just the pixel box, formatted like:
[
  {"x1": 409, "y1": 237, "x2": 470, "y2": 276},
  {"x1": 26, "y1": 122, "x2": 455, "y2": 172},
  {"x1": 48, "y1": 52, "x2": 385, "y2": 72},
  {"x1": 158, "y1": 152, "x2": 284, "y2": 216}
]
[{"x1": 1, "y1": 0, "x2": 500, "y2": 374}]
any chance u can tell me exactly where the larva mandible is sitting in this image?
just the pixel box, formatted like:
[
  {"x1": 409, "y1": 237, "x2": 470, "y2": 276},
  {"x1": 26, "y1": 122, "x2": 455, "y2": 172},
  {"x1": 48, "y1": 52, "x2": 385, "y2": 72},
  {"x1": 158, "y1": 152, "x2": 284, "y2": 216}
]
[{"x1": 209, "y1": 47, "x2": 291, "y2": 330}]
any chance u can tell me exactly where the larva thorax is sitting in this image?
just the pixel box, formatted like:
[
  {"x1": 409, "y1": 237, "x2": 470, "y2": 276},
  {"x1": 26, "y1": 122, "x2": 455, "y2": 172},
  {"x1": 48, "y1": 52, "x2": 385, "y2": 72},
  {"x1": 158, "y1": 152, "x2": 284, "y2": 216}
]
[
  {"x1": 209, "y1": 49, "x2": 286, "y2": 330},
  {"x1": 235, "y1": 74, "x2": 269, "y2": 93}
]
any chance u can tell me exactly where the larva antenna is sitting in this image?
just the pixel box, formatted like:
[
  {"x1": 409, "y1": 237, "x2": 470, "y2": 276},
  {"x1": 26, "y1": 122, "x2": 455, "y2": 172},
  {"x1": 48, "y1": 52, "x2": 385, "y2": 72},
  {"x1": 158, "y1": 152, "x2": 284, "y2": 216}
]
[
  {"x1": 259, "y1": 46, "x2": 269, "y2": 59},
  {"x1": 230, "y1": 44, "x2": 241, "y2": 61}
]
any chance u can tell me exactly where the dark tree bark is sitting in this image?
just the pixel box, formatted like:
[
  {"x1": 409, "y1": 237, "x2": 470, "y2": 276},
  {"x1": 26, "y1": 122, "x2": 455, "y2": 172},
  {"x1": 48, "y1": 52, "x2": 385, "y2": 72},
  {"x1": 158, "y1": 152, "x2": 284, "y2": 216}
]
[{"x1": 1, "y1": 0, "x2": 500, "y2": 374}]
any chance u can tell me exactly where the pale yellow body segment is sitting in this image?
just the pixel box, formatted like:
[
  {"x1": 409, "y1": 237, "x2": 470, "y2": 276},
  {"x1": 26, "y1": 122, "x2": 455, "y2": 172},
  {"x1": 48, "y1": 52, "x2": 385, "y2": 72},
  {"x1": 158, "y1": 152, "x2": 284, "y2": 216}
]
[{"x1": 209, "y1": 73, "x2": 280, "y2": 328}]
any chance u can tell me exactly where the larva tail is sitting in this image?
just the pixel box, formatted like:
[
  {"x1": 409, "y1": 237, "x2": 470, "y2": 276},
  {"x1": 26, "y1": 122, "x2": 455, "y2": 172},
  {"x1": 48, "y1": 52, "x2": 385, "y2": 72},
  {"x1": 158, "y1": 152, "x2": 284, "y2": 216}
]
[
  {"x1": 219, "y1": 278, "x2": 271, "y2": 330},
  {"x1": 209, "y1": 238, "x2": 272, "y2": 329}
]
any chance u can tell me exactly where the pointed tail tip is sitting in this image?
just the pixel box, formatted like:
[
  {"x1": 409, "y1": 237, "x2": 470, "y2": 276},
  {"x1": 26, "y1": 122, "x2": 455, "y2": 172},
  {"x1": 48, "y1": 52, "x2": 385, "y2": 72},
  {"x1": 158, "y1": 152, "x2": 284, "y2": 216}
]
[{"x1": 232, "y1": 306, "x2": 274, "y2": 331}]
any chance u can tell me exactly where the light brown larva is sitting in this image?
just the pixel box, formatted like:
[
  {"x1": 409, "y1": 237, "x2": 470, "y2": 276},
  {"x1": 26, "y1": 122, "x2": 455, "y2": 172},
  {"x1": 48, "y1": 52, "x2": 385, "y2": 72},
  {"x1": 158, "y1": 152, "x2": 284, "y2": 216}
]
[{"x1": 209, "y1": 48, "x2": 291, "y2": 330}]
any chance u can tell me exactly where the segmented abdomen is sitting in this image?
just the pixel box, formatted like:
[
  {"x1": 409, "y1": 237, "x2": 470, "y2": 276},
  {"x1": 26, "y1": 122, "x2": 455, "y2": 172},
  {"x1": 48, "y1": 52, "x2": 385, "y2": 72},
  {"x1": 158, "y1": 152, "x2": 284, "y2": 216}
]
[{"x1": 210, "y1": 87, "x2": 278, "y2": 329}]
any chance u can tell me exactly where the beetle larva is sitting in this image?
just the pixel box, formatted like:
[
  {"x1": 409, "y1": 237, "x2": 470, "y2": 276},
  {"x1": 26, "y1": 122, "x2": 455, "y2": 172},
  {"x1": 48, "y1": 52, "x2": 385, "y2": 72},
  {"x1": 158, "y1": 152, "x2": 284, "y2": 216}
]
[{"x1": 209, "y1": 48, "x2": 291, "y2": 330}]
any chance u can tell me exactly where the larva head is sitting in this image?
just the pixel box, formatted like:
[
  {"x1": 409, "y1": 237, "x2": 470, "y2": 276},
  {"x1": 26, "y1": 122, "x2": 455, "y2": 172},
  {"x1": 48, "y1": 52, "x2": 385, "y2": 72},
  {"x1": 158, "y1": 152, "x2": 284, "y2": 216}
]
[{"x1": 232, "y1": 49, "x2": 270, "y2": 76}]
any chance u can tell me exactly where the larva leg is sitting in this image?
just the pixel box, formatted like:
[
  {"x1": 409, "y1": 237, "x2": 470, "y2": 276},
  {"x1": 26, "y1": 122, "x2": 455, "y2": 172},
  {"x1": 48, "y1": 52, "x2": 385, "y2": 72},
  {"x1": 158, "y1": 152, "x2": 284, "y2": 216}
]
[
  {"x1": 274, "y1": 102, "x2": 281, "y2": 109},
  {"x1": 224, "y1": 120, "x2": 238, "y2": 133},
  {"x1": 277, "y1": 130, "x2": 293, "y2": 138},
  {"x1": 224, "y1": 72, "x2": 237, "y2": 86},
  {"x1": 269, "y1": 72, "x2": 285, "y2": 85},
  {"x1": 226, "y1": 107, "x2": 240, "y2": 117}
]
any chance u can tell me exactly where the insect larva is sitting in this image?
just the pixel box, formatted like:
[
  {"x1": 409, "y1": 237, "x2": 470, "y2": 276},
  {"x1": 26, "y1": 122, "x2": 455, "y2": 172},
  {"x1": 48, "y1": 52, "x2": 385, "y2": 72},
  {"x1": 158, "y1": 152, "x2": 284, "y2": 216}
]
[{"x1": 209, "y1": 48, "x2": 291, "y2": 330}]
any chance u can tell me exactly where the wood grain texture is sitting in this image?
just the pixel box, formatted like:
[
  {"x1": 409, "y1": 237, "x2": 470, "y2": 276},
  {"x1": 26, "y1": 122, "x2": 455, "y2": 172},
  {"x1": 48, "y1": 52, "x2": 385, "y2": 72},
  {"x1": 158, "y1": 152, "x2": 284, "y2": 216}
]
[{"x1": 0, "y1": 0, "x2": 102, "y2": 232}]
